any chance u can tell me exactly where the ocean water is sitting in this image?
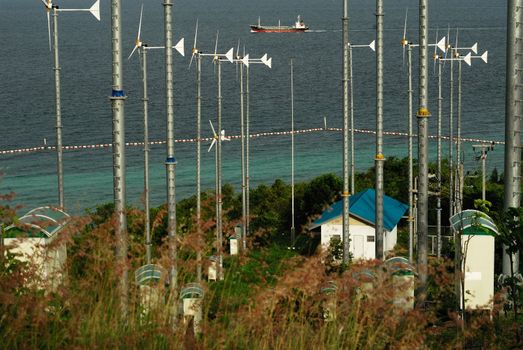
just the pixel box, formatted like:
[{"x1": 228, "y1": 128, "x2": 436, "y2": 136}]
[{"x1": 0, "y1": 0, "x2": 507, "y2": 213}]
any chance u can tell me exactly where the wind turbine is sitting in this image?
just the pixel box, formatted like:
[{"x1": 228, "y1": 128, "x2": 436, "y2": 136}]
[
  {"x1": 347, "y1": 39, "x2": 375, "y2": 194},
  {"x1": 128, "y1": 4, "x2": 184, "y2": 265},
  {"x1": 241, "y1": 50, "x2": 272, "y2": 250},
  {"x1": 400, "y1": 8, "x2": 446, "y2": 263},
  {"x1": 200, "y1": 33, "x2": 234, "y2": 280},
  {"x1": 38, "y1": 0, "x2": 100, "y2": 210}
]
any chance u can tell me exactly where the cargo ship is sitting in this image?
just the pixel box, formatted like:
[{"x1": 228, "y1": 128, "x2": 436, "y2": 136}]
[{"x1": 250, "y1": 15, "x2": 309, "y2": 33}]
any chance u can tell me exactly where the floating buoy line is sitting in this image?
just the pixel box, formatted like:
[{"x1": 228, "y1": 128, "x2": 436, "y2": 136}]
[{"x1": 0, "y1": 127, "x2": 503, "y2": 156}]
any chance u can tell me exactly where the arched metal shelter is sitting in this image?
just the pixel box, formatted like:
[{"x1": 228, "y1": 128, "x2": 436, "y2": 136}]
[
  {"x1": 4, "y1": 206, "x2": 70, "y2": 238},
  {"x1": 450, "y1": 210, "x2": 499, "y2": 236}
]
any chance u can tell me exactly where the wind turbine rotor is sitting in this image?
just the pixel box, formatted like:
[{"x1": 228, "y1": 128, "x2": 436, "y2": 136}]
[
  {"x1": 128, "y1": 4, "x2": 144, "y2": 60},
  {"x1": 189, "y1": 19, "x2": 199, "y2": 69}
]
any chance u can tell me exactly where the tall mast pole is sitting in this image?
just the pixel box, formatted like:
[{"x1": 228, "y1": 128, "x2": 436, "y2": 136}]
[
  {"x1": 342, "y1": 0, "x2": 351, "y2": 264},
  {"x1": 437, "y1": 58, "x2": 442, "y2": 259},
  {"x1": 196, "y1": 54, "x2": 202, "y2": 281},
  {"x1": 291, "y1": 59, "x2": 295, "y2": 246},
  {"x1": 110, "y1": 0, "x2": 128, "y2": 317},
  {"x1": 349, "y1": 44, "x2": 355, "y2": 194},
  {"x1": 504, "y1": 0, "x2": 522, "y2": 275},
  {"x1": 375, "y1": 0, "x2": 385, "y2": 260},
  {"x1": 52, "y1": 7, "x2": 64, "y2": 209},
  {"x1": 217, "y1": 59, "x2": 223, "y2": 280},
  {"x1": 416, "y1": 0, "x2": 430, "y2": 303},
  {"x1": 142, "y1": 47, "x2": 151, "y2": 264},
  {"x1": 240, "y1": 62, "x2": 247, "y2": 251},
  {"x1": 408, "y1": 43, "x2": 414, "y2": 263},
  {"x1": 246, "y1": 64, "x2": 251, "y2": 248},
  {"x1": 456, "y1": 59, "x2": 463, "y2": 213},
  {"x1": 163, "y1": 0, "x2": 177, "y2": 291},
  {"x1": 449, "y1": 55, "x2": 455, "y2": 218}
]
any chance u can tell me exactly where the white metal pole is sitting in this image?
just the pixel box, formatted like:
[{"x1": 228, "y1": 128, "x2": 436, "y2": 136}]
[
  {"x1": 291, "y1": 59, "x2": 295, "y2": 246},
  {"x1": 163, "y1": 0, "x2": 177, "y2": 291},
  {"x1": 142, "y1": 47, "x2": 151, "y2": 264},
  {"x1": 110, "y1": 0, "x2": 128, "y2": 318},
  {"x1": 52, "y1": 7, "x2": 64, "y2": 209}
]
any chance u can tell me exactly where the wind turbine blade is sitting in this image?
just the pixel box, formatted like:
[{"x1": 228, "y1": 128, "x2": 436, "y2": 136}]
[
  {"x1": 214, "y1": 31, "x2": 219, "y2": 56},
  {"x1": 261, "y1": 53, "x2": 268, "y2": 64},
  {"x1": 209, "y1": 120, "x2": 217, "y2": 136},
  {"x1": 236, "y1": 38, "x2": 240, "y2": 58},
  {"x1": 471, "y1": 42, "x2": 478, "y2": 54},
  {"x1": 369, "y1": 39, "x2": 376, "y2": 52},
  {"x1": 128, "y1": 45, "x2": 139, "y2": 60},
  {"x1": 443, "y1": 24, "x2": 450, "y2": 68},
  {"x1": 433, "y1": 29, "x2": 439, "y2": 74},
  {"x1": 241, "y1": 54, "x2": 249, "y2": 67},
  {"x1": 225, "y1": 47, "x2": 234, "y2": 63},
  {"x1": 403, "y1": 8, "x2": 408, "y2": 40},
  {"x1": 481, "y1": 51, "x2": 488, "y2": 63},
  {"x1": 189, "y1": 54, "x2": 195, "y2": 69},
  {"x1": 41, "y1": 0, "x2": 48, "y2": 7},
  {"x1": 193, "y1": 18, "x2": 199, "y2": 49},
  {"x1": 454, "y1": 28, "x2": 459, "y2": 56},
  {"x1": 174, "y1": 37, "x2": 184, "y2": 56},
  {"x1": 47, "y1": 11, "x2": 51, "y2": 51},
  {"x1": 137, "y1": 4, "x2": 143, "y2": 40},
  {"x1": 89, "y1": 0, "x2": 100, "y2": 21},
  {"x1": 266, "y1": 57, "x2": 272, "y2": 69},
  {"x1": 402, "y1": 8, "x2": 408, "y2": 66},
  {"x1": 463, "y1": 52, "x2": 472, "y2": 66},
  {"x1": 208, "y1": 139, "x2": 216, "y2": 152}
]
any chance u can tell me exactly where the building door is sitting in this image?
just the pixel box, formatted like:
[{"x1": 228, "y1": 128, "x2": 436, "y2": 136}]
[{"x1": 353, "y1": 235, "x2": 364, "y2": 259}]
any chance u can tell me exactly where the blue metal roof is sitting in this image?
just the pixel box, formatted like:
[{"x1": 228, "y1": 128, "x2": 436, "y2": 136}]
[{"x1": 309, "y1": 188, "x2": 409, "y2": 231}]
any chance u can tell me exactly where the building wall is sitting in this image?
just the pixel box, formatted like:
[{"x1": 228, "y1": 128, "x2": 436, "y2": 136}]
[
  {"x1": 4, "y1": 235, "x2": 67, "y2": 290},
  {"x1": 462, "y1": 235, "x2": 495, "y2": 309},
  {"x1": 320, "y1": 216, "x2": 398, "y2": 260}
]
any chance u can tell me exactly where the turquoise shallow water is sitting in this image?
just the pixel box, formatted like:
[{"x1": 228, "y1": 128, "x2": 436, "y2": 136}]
[{"x1": 0, "y1": 0, "x2": 508, "y2": 213}]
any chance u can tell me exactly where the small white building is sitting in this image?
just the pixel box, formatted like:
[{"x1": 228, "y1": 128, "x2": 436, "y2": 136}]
[
  {"x1": 309, "y1": 189, "x2": 408, "y2": 260},
  {"x1": 450, "y1": 210, "x2": 498, "y2": 310},
  {"x1": 3, "y1": 206, "x2": 70, "y2": 289}
]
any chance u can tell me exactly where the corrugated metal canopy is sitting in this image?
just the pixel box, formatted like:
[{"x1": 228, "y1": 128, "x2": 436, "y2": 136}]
[
  {"x1": 309, "y1": 188, "x2": 409, "y2": 231},
  {"x1": 449, "y1": 210, "x2": 498, "y2": 236},
  {"x1": 4, "y1": 206, "x2": 70, "y2": 238}
]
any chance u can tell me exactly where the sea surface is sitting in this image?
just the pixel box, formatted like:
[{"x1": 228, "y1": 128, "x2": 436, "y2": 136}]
[{"x1": 0, "y1": 0, "x2": 508, "y2": 214}]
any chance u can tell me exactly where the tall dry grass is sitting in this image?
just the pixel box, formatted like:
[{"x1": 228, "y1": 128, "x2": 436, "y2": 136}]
[{"x1": 1, "y1": 201, "x2": 522, "y2": 349}]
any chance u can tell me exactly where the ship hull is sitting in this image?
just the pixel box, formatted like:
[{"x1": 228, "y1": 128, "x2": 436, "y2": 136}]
[{"x1": 250, "y1": 25, "x2": 308, "y2": 33}]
